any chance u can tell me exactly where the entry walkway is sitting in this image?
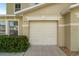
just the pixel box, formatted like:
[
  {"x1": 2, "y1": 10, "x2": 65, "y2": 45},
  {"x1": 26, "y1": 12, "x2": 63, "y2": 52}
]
[{"x1": 0, "y1": 45, "x2": 66, "y2": 56}]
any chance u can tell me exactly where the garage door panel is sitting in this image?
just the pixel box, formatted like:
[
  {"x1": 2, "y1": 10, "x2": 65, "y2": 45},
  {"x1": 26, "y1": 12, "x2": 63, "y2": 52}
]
[{"x1": 30, "y1": 21, "x2": 57, "y2": 45}]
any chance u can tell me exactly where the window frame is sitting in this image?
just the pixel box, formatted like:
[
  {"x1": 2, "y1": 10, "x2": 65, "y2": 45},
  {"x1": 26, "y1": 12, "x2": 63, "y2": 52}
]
[
  {"x1": 0, "y1": 20, "x2": 19, "y2": 35},
  {"x1": 8, "y1": 21, "x2": 18, "y2": 35},
  {"x1": 0, "y1": 21, "x2": 6, "y2": 35},
  {"x1": 15, "y1": 3, "x2": 21, "y2": 12}
]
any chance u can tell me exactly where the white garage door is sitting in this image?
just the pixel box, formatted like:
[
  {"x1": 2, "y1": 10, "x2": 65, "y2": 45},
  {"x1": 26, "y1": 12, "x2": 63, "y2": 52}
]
[{"x1": 29, "y1": 21, "x2": 57, "y2": 45}]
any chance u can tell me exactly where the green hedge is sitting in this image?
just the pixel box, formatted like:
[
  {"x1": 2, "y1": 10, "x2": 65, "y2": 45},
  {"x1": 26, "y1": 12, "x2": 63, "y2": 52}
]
[{"x1": 0, "y1": 35, "x2": 30, "y2": 52}]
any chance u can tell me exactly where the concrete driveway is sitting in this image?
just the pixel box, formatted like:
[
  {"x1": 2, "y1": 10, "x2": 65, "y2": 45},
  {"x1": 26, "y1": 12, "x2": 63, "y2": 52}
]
[{"x1": 0, "y1": 45, "x2": 66, "y2": 56}]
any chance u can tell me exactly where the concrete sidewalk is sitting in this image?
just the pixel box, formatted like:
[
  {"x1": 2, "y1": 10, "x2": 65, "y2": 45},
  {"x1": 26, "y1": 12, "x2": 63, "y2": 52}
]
[{"x1": 0, "y1": 45, "x2": 66, "y2": 56}]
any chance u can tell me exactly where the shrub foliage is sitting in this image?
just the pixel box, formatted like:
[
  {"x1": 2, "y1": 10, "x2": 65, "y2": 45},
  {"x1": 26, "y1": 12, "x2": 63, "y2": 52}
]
[{"x1": 0, "y1": 35, "x2": 30, "y2": 52}]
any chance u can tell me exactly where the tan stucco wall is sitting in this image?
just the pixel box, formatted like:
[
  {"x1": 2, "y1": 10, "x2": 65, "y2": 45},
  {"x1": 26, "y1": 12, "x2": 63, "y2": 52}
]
[
  {"x1": 70, "y1": 7, "x2": 79, "y2": 51},
  {"x1": 63, "y1": 13, "x2": 71, "y2": 49},
  {"x1": 7, "y1": 3, "x2": 35, "y2": 15},
  {"x1": 23, "y1": 4, "x2": 71, "y2": 16},
  {"x1": 7, "y1": 3, "x2": 15, "y2": 15},
  {"x1": 63, "y1": 7, "x2": 79, "y2": 51},
  {"x1": 58, "y1": 17, "x2": 65, "y2": 47},
  {"x1": 21, "y1": 3, "x2": 35, "y2": 10},
  {"x1": 6, "y1": 3, "x2": 79, "y2": 51},
  {"x1": 21, "y1": 3, "x2": 71, "y2": 47},
  {"x1": 22, "y1": 16, "x2": 29, "y2": 36}
]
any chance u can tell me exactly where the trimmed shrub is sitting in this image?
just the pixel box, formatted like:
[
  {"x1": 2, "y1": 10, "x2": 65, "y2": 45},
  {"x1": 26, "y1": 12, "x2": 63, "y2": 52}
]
[{"x1": 0, "y1": 35, "x2": 30, "y2": 52}]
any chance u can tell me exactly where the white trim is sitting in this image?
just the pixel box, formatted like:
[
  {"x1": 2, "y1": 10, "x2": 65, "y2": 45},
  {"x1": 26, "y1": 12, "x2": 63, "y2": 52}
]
[
  {"x1": 5, "y1": 21, "x2": 9, "y2": 35},
  {"x1": 26, "y1": 16, "x2": 62, "y2": 21},
  {"x1": 59, "y1": 24, "x2": 70, "y2": 27},
  {"x1": 0, "y1": 15, "x2": 16, "y2": 16},
  {"x1": 18, "y1": 19, "x2": 20, "y2": 35},
  {"x1": 59, "y1": 24, "x2": 68, "y2": 27},
  {"x1": 59, "y1": 23, "x2": 79, "y2": 27},
  {"x1": 0, "y1": 15, "x2": 23, "y2": 17},
  {"x1": 70, "y1": 23, "x2": 79, "y2": 26},
  {"x1": 74, "y1": 12, "x2": 79, "y2": 17},
  {"x1": 69, "y1": 4, "x2": 79, "y2": 9},
  {"x1": 14, "y1": 3, "x2": 47, "y2": 15},
  {"x1": 61, "y1": 9, "x2": 70, "y2": 15},
  {"x1": 22, "y1": 25, "x2": 28, "y2": 27},
  {"x1": 61, "y1": 4, "x2": 79, "y2": 15}
]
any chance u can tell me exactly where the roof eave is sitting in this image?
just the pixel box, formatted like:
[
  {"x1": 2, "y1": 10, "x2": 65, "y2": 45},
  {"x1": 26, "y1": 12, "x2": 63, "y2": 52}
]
[
  {"x1": 14, "y1": 3, "x2": 48, "y2": 15},
  {"x1": 61, "y1": 4, "x2": 79, "y2": 15}
]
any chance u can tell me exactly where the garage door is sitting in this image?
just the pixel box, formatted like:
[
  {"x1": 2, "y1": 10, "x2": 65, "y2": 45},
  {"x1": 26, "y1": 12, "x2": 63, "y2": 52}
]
[{"x1": 29, "y1": 21, "x2": 57, "y2": 45}]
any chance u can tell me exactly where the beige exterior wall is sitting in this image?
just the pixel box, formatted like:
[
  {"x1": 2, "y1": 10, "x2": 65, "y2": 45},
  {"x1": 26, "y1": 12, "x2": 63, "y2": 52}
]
[
  {"x1": 7, "y1": 3, "x2": 15, "y2": 15},
  {"x1": 23, "y1": 4, "x2": 71, "y2": 16},
  {"x1": 63, "y1": 13, "x2": 71, "y2": 49},
  {"x1": 63, "y1": 7, "x2": 79, "y2": 51},
  {"x1": 6, "y1": 3, "x2": 79, "y2": 51},
  {"x1": 21, "y1": 3, "x2": 36, "y2": 9},
  {"x1": 70, "y1": 7, "x2": 79, "y2": 51},
  {"x1": 58, "y1": 17, "x2": 65, "y2": 47},
  {"x1": 7, "y1": 3, "x2": 35, "y2": 15},
  {"x1": 22, "y1": 16, "x2": 29, "y2": 36},
  {"x1": 21, "y1": 3, "x2": 71, "y2": 47}
]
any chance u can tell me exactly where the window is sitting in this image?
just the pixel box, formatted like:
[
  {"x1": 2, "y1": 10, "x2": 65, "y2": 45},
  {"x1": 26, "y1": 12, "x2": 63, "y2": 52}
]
[
  {"x1": 0, "y1": 21, "x2": 6, "y2": 35},
  {"x1": 0, "y1": 21, "x2": 18, "y2": 35},
  {"x1": 15, "y1": 3, "x2": 21, "y2": 12},
  {"x1": 8, "y1": 21, "x2": 18, "y2": 35}
]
